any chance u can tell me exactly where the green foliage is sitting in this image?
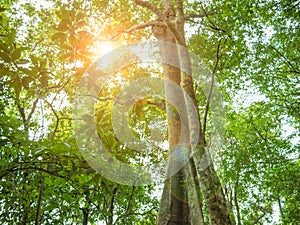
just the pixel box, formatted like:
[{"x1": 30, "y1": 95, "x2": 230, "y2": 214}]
[
  {"x1": 185, "y1": 0, "x2": 299, "y2": 223},
  {"x1": 0, "y1": 0, "x2": 299, "y2": 224},
  {"x1": 0, "y1": 0, "x2": 158, "y2": 224}
]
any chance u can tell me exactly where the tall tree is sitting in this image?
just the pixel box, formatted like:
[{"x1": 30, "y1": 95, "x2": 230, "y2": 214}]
[{"x1": 119, "y1": 0, "x2": 232, "y2": 224}]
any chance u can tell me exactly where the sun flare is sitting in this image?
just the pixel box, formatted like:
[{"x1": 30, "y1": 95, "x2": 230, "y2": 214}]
[{"x1": 94, "y1": 41, "x2": 114, "y2": 58}]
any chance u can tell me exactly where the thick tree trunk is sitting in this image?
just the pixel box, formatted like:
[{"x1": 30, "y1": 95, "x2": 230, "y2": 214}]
[
  {"x1": 176, "y1": 33, "x2": 232, "y2": 225},
  {"x1": 134, "y1": 0, "x2": 232, "y2": 224},
  {"x1": 174, "y1": 1, "x2": 232, "y2": 224},
  {"x1": 154, "y1": 16, "x2": 190, "y2": 224},
  {"x1": 197, "y1": 156, "x2": 232, "y2": 225},
  {"x1": 154, "y1": 1, "x2": 206, "y2": 224}
]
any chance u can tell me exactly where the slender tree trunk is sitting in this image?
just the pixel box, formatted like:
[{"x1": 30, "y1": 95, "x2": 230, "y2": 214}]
[
  {"x1": 82, "y1": 208, "x2": 89, "y2": 225},
  {"x1": 108, "y1": 186, "x2": 118, "y2": 225},
  {"x1": 35, "y1": 175, "x2": 44, "y2": 225},
  {"x1": 277, "y1": 195, "x2": 285, "y2": 221},
  {"x1": 234, "y1": 178, "x2": 241, "y2": 225}
]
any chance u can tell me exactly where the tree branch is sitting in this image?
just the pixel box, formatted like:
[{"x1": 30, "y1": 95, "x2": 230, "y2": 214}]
[
  {"x1": 115, "y1": 186, "x2": 136, "y2": 223},
  {"x1": 111, "y1": 20, "x2": 164, "y2": 40},
  {"x1": 203, "y1": 39, "x2": 221, "y2": 138},
  {"x1": 134, "y1": 0, "x2": 186, "y2": 45},
  {"x1": 134, "y1": 0, "x2": 164, "y2": 18},
  {"x1": 234, "y1": 177, "x2": 241, "y2": 225},
  {"x1": 17, "y1": 101, "x2": 27, "y2": 128},
  {"x1": 1, "y1": 166, "x2": 66, "y2": 179},
  {"x1": 269, "y1": 45, "x2": 299, "y2": 74},
  {"x1": 44, "y1": 99, "x2": 59, "y2": 140},
  {"x1": 176, "y1": 0, "x2": 184, "y2": 22},
  {"x1": 200, "y1": 4, "x2": 227, "y2": 34},
  {"x1": 252, "y1": 211, "x2": 266, "y2": 225},
  {"x1": 185, "y1": 11, "x2": 217, "y2": 20},
  {"x1": 108, "y1": 186, "x2": 118, "y2": 225},
  {"x1": 27, "y1": 98, "x2": 39, "y2": 123},
  {"x1": 80, "y1": 94, "x2": 114, "y2": 102},
  {"x1": 81, "y1": 208, "x2": 89, "y2": 225},
  {"x1": 125, "y1": 21, "x2": 164, "y2": 33},
  {"x1": 146, "y1": 99, "x2": 166, "y2": 110}
]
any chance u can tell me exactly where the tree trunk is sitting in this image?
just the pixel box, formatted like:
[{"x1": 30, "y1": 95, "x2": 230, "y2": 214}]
[
  {"x1": 134, "y1": 0, "x2": 232, "y2": 224},
  {"x1": 154, "y1": 9, "x2": 190, "y2": 223},
  {"x1": 82, "y1": 208, "x2": 89, "y2": 225},
  {"x1": 108, "y1": 187, "x2": 118, "y2": 225},
  {"x1": 173, "y1": 1, "x2": 232, "y2": 224},
  {"x1": 153, "y1": 1, "x2": 206, "y2": 224}
]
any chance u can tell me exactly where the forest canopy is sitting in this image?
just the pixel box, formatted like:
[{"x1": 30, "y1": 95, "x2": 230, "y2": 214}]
[{"x1": 0, "y1": 0, "x2": 299, "y2": 224}]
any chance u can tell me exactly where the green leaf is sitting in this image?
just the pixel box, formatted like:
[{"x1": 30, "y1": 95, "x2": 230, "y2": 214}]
[
  {"x1": 76, "y1": 20, "x2": 88, "y2": 28},
  {"x1": 52, "y1": 32, "x2": 67, "y2": 41},
  {"x1": 57, "y1": 22, "x2": 69, "y2": 31},
  {"x1": 0, "y1": 42, "x2": 8, "y2": 51},
  {"x1": 10, "y1": 48, "x2": 22, "y2": 61},
  {"x1": 0, "y1": 51, "x2": 10, "y2": 63},
  {"x1": 7, "y1": 29, "x2": 16, "y2": 45},
  {"x1": 40, "y1": 59, "x2": 47, "y2": 68},
  {"x1": 46, "y1": 202, "x2": 59, "y2": 211},
  {"x1": 63, "y1": 193, "x2": 73, "y2": 203},
  {"x1": 13, "y1": 77, "x2": 22, "y2": 94},
  {"x1": 71, "y1": 160, "x2": 77, "y2": 172},
  {"x1": 41, "y1": 72, "x2": 48, "y2": 87},
  {"x1": 17, "y1": 59, "x2": 30, "y2": 64},
  {"x1": 30, "y1": 55, "x2": 39, "y2": 65},
  {"x1": 0, "y1": 67, "x2": 10, "y2": 77},
  {"x1": 19, "y1": 67, "x2": 34, "y2": 76},
  {"x1": 21, "y1": 76, "x2": 32, "y2": 90},
  {"x1": 0, "y1": 7, "x2": 7, "y2": 12}
]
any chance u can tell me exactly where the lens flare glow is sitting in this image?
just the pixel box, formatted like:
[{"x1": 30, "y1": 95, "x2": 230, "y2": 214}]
[{"x1": 94, "y1": 42, "x2": 114, "y2": 57}]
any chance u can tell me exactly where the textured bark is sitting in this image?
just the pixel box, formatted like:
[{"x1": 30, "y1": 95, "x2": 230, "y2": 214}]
[
  {"x1": 178, "y1": 42, "x2": 231, "y2": 225},
  {"x1": 197, "y1": 155, "x2": 231, "y2": 225},
  {"x1": 178, "y1": 42, "x2": 232, "y2": 225},
  {"x1": 153, "y1": 1, "x2": 207, "y2": 224},
  {"x1": 178, "y1": 36, "x2": 231, "y2": 225},
  {"x1": 185, "y1": 157, "x2": 206, "y2": 225}
]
